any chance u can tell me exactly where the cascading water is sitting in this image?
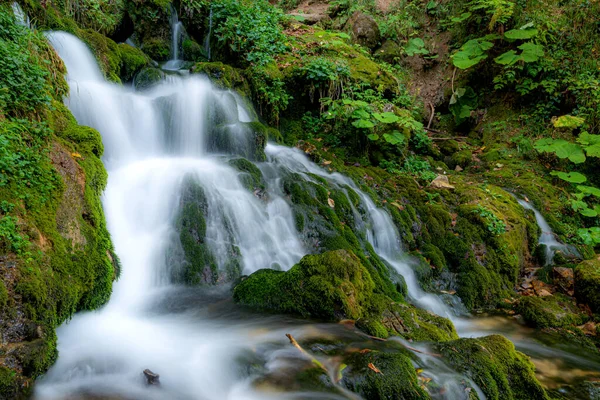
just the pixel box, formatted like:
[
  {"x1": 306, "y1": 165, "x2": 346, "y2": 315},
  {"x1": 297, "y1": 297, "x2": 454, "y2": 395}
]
[
  {"x1": 163, "y1": 5, "x2": 186, "y2": 71},
  {"x1": 11, "y1": 1, "x2": 30, "y2": 27},
  {"x1": 34, "y1": 27, "x2": 599, "y2": 400},
  {"x1": 515, "y1": 197, "x2": 579, "y2": 265},
  {"x1": 204, "y1": 6, "x2": 213, "y2": 61}
]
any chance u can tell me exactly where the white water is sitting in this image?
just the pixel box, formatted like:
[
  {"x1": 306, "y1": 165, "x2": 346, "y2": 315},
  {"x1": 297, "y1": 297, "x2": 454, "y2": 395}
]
[
  {"x1": 11, "y1": 1, "x2": 30, "y2": 27},
  {"x1": 204, "y1": 7, "x2": 213, "y2": 61},
  {"x1": 264, "y1": 145, "x2": 457, "y2": 321},
  {"x1": 163, "y1": 5, "x2": 186, "y2": 71},
  {"x1": 516, "y1": 198, "x2": 578, "y2": 265}
]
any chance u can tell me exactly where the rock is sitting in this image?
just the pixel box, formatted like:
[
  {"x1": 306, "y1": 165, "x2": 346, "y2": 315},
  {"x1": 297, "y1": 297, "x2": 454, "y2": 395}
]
[
  {"x1": 454, "y1": 165, "x2": 463, "y2": 172},
  {"x1": 553, "y1": 266, "x2": 574, "y2": 294},
  {"x1": 288, "y1": 13, "x2": 325, "y2": 25},
  {"x1": 347, "y1": 12, "x2": 380, "y2": 50},
  {"x1": 537, "y1": 289, "x2": 552, "y2": 297},
  {"x1": 373, "y1": 40, "x2": 403, "y2": 63},
  {"x1": 580, "y1": 321, "x2": 597, "y2": 336},
  {"x1": 574, "y1": 259, "x2": 600, "y2": 313},
  {"x1": 429, "y1": 174, "x2": 454, "y2": 189},
  {"x1": 143, "y1": 369, "x2": 160, "y2": 385}
]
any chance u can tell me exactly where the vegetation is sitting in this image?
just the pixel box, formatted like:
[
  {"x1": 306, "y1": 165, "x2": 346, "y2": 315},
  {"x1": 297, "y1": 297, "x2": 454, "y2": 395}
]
[{"x1": 3, "y1": 0, "x2": 600, "y2": 397}]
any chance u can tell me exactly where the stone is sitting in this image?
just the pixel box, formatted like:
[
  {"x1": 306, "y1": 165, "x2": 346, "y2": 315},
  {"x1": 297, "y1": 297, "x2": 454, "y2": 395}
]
[
  {"x1": 455, "y1": 165, "x2": 463, "y2": 172},
  {"x1": 143, "y1": 369, "x2": 160, "y2": 385},
  {"x1": 553, "y1": 266, "x2": 574, "y2": 294},
  {"x1": 347, "y1": 12, "x2": 380, "y2": 50},
  {"x1": 429, "y1": 175, "x2": 454, "y2": 190}
]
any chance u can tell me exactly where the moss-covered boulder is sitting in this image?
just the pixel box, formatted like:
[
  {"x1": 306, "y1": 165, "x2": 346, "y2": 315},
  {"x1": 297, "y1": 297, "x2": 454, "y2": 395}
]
[
  {"x1": 118, "y1": 43, "x2": 149, "y2": 81},
  {"x1": 575, "y1": 259, "x2": 600, "y2": 313},
  {"x1": 209, "y1": 121, "x2": 267, "y2": 161},
  {"x1": 436, "y1": 335, "x2": 549, "y2": 400},
  {"x1": 228, "y1": 157, "x2": 266, "y2": 192},
  {"x1": 140, "y1": 37, "x2": 170, "y2": 61},
  {"x1": 516, "y1": 294, "x2": 588, "y2": 329},
  {"x1": 341, "y1": 350, "x2": 429, "y2": 400},
  {"x1": 182, "y1": 38, "x2": 205, "y2": 62},
  {"x1": 133, "y1": 66, "x2": 164, "y2": 90},
  {"x1": 193, "y1": 61, "x2": 250, "y2": 94},
  {"x1": 234, "y1": 249, "x2": 376, "y2": 320}
]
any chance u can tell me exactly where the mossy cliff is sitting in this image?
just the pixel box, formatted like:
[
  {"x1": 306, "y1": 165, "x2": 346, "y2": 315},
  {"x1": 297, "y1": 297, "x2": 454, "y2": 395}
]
[{"x1": 0, "y1": 4, "x2": 117, "y2": 396}]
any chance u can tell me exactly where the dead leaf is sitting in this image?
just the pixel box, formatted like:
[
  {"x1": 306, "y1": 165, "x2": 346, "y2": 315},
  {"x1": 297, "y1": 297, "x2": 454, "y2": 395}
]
[
  {"x1": 71, "y1": 152, "x2": 82, "y2": 158},
  {"x1": 368, "y1": 363, "x2": 382, "y2": 374},
  {"x1": 323, "y1": 160, "x2": 332, "y2": 165},
  {"x1": 328, "y1": 198, "x2": 335, "y2": 208}
]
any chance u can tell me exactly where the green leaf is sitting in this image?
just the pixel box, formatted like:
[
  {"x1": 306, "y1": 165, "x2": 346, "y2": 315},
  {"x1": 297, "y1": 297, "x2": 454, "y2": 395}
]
[
  {"x1": 504, "y1": 28, "x2": 538, "y2": 40},
  {"x1": 352, "y1": 119, "x2": 375, "y2": 129},
  {"x1": 518, "y1": 42, "x2": 544, "y2": 63},
  {"x1": 405, "y1": 38, "x2": 429, "y2": 56},
  {"x1": 553, "y1": 115, "x2": 585, "y2": 129},
  {"x1": 372, "y1": 112, "x2": 400, "y2": 124},
  {"x1": 554, "y1": 142, "x2": 586, "y2": 163},
  {"x1": 577, "y1": 227, "x2": 600, "y2": 245},
  {"x1": 352, "y1": 109, "x2": 371, "y2": 119},
  {"x1": 451, "y1": 39, "x2": 494, "y2": 69},
  {"x1": 584, "y1": 143, "x2": 600, "y2": 158},
  {"x1": 576, "y1": 185, "x2": 600, "y2": 198},
  {"x1": 580, "y1": 208, "x2": 598, "y2": 217},
  {"x1": 534, "y1": 138, "x2": 556, "y2": 152},
  {"x1": 550, "y1": 171, "x2": 587, "y2": 183},
  {"x1": 451, "y1": 12, "x2": 471, "y2": 23},
  {"x1": 495, "y1": 50, "x2": 519, "y2": 65},
  {"x1": 367, "y1": 133, "x2": 379, "y2": 140},
  {"x1": 577, "y1": 131, "x2": 600, "y2": 145},
  {"x1": 382, "y1": 130, "x2": 406, "y2": 145}
]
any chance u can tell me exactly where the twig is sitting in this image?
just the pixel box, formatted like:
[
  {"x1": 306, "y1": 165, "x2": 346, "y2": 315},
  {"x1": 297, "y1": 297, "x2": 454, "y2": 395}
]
[
  {"x1": 451, "y1": 67, "x2": 457, "y2": 93},
  {"x1": 430, "y1": 136, "x2": 468, "y2": 141},
  {"x1": 286, "y1": 333, "x2": 328, "y2": 371},
  {"x1": 403, "y1": 344, "x2": 442, "y2": 358},
  {"x1": 427, "y1": 102, "x2": 435, "y2": 129},
  {"x1": 424, "y1": 127, "x2": 444, "y2": 134}
]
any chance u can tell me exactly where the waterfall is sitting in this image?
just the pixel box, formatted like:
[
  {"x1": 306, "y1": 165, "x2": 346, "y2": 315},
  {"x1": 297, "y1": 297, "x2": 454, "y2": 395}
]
[
  {"x1": 163, "y1": 4, "x2": 186, "y2": 70},
  {"x1": 204, "y1": 6, "x2": 213, "y2": 61},
  {"x1": 515, "y1": 197, "x2": 579, "y2": 265},
  {"x1": 11, "y1": 1, "x2": 30, "y2": 27},
  {"x1": 36, "y1": 30, "x2": 466, "y2": 399}
]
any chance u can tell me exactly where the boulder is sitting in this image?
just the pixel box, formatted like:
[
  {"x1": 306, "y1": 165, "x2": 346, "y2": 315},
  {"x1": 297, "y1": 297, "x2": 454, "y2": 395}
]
[
  {"x1": 347, "y1": 12, "x2": 380, "y2": 50},
  {"x1": 429, "y1": 175, "x2": 454, "y2": 190},
  {"x1": 553, "y1": 266, "x2": 574, "y2": 295},
  {"x1": 574, "y1": 258, "x2": 600, "y2": 313}
]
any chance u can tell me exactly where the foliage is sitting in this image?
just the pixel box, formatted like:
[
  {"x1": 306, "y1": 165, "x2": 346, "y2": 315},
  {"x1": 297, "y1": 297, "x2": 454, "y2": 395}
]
[
  {"x1": 212, "y1": 0, "x2": 288, "y2": 66},
  {"x1": 474, "y1": 205, "x2": 507, "y2": 235}
]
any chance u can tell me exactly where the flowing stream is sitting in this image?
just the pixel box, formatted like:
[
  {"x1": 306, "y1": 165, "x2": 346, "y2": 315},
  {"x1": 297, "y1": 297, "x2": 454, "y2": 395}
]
[{"x1": 31, "y1": 26, "x2": 600, "y2": 400}]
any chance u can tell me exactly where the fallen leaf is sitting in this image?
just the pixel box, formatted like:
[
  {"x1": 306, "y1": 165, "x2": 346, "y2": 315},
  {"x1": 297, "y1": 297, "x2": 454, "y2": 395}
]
[
  {"x1": 328, "y1": 198, "x2": 335, "y2": 208},
  {"x1": 368, "y1": 363, "x2": 382, "y2": 374},
  {"x1": 71, "y1": 152, "x2": 82, "y2": 158},
  {"x1": 323, "y1": 160, "x2": 332, "y2": 165}
]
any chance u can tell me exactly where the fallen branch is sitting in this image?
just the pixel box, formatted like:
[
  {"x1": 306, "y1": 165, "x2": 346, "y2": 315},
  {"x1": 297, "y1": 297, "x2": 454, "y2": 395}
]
[
  {"x1": 427, "y1": 103, "x2": 435, "y2": 129},
  {"x1": 430, "y1": 136, "x2": 469, "y2": 141},
  {"x1": 424, "y1": 127, "x2": 444, "y2": 134},
  {"x1": 286, "y1": 333, "x2": 328, "y2": 371}
]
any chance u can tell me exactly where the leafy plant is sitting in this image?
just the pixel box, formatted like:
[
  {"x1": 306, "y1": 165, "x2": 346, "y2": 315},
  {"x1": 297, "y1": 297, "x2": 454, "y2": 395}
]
[
  {"x1": 404, "y1": 38, "x2": 429, "y2": 56},
  {"x1": 474, "y1": 205, "x2": 507, "y2": 235}
]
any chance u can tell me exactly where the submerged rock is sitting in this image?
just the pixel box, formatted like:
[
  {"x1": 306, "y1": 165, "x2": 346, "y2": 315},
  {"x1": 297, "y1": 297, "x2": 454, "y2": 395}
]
[{"x1": 143, "y1": 369, "x2": 160, "y2": 385}]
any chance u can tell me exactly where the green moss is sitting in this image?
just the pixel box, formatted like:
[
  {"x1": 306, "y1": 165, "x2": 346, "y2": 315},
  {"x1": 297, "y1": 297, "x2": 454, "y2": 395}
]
[
  {"x1": 0, "y1": 365, "x2": 25, "y2": 400},
  {"x1": 193, "y1": 62, "x2": 250, "y2": 94},
  {"x1": 516, "y1": 294, "x2": 588, "y2": 329},
  {"x1": 228, "y1": 157, "x2": 266, "y2": 191},
  {"x1": 141, "y1": 37, "x2": 170, "y2": 62},
  {"x1": 118, "y1": 43, "x2": 149, "y2": 81},
  {"x1": 378, "y1": 302, "x2": 458, "y2": 341},
  {"x1": 133, "y1": 66, "x2": 164, "y2": 90},
  {"x1": 341, "y1": 350, "x2": 429, "y2": 400},
  {"x1": 182, "y1": 39, "x2": 205, "y2": 62},
  {"x1": 234, "y1": 249, "x2": 375, "y2": 320},
  {"x1": 0, "y1": 279, "x2": 7, "y2": 310},
  {"x1": 574, "y1": 259, "x2": 600, "y2": 313},
  {"x1": 79, "y1": 29, "x2": 122, "y2": 83},
  {"x1": 436, "y1": 335, "x2": 549, "y2": 400}
]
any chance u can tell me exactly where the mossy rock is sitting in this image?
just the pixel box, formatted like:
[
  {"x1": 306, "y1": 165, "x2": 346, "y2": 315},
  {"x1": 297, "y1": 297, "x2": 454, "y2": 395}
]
[
  {"x1": 182, "y1": 38, "x2": 206, "y2": 62},
  {"x1": 209, "y1": 121, "x2": 267, "y2": 161},
  {"x1": 118, "y1": 43, "x2": 149, "y2": 81},
  {"x1": 193, "y1": 62, "x2": 250, "y2": 94},
  {"x1": 228, "y1": 157, "x2": 266, "y2": 192},
  {"x1": 141, "y1": 37, "x2": 171, "y2": 61},
  {"x1": 436, "y1": 335, "x2": 549, "y2": 400},
  {"x1": 575, "y1": 259, "x2": 600, "y2": 313},
  {"x1": 133, "y1": 66, "x2": 164, "y2": 90},
  {"x1": 233, "y1": 249, "x2": 376, "y2": 320},
  {"x1": 341, "y1": 350, "x2": 429, "y2": 400},
  {"x1": 79, "y1": 29, "x2": 122, "y2": 83},
  {"x1": 374, "y1": 40, "x2": 403, "y2": 64},
  {"x1": 516, "y1": 294, "x2": 588, "y2": 329},
  {"x1": 0, "y1": 365, "x2": 27, "y2": 400}
]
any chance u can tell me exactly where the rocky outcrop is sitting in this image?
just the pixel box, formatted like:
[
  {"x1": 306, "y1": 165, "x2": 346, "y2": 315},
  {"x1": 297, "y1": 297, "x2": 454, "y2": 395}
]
[{"x1": 346, "y1": 12, "x2": 380, "y2": 50}]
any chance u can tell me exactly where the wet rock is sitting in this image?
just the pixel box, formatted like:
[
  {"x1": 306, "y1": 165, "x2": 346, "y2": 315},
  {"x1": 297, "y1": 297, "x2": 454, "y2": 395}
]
[
  {"x1": 429, "y1": 174, "x2": 454, "y2": 190},
  {"x1": 347, "y1": 12, "x2": 380, "y2": 50},
  {"x1": 553, "y1": 266, "x2": 574, "y2": 295},
  {"x1": 143, "y1": 369, "x2": 160, "y2": 385},
  {"x1": 574, "y1": 258, "x2": 600, "y2": 313}
]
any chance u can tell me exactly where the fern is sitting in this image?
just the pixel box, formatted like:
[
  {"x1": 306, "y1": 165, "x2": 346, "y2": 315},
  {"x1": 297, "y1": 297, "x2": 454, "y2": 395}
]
[{"x1": 470, "y1": 0, "x2": 515, "y2": 30}]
